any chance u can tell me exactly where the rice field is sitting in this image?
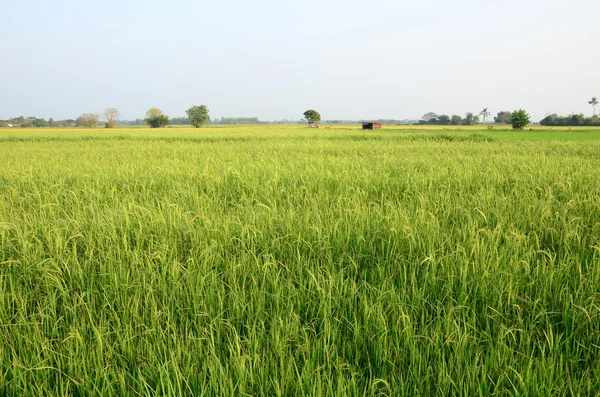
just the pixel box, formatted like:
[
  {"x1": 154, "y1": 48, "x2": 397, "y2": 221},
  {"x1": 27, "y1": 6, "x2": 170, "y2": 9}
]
[{"x1": 1, "y1": 125, "x2": 599, "y2": 395}]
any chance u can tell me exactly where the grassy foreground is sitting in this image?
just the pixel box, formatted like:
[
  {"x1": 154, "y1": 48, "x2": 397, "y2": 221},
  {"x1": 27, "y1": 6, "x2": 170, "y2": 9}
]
[{"x1": 1, "y1": 126, "x2": 600, "y2": 395}]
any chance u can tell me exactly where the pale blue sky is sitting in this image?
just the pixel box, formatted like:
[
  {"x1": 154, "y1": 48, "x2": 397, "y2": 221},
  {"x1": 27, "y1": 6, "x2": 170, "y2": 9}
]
[{"x1": 1, "y1": 0, "x2": 598, "y2": 121}]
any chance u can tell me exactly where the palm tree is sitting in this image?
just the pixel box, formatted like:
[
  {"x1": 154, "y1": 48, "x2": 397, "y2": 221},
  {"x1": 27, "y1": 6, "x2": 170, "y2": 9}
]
[
  {"x1": 479, "y1": 107, "x2": 491, "y2": 123},
  {"x1": 589, "y1": 97, "x2": 599, "y2": 116}
]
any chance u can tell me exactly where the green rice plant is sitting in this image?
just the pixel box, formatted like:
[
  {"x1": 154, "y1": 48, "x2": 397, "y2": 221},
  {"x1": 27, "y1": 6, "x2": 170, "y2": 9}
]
[{"x1": 0, "y1": 126, "x2": 599, "y2": 395}]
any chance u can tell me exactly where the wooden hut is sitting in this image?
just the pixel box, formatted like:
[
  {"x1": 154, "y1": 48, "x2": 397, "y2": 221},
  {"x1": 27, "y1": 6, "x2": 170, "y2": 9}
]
[{"x1": 362, "y1": 122, "x2": 382, "y2": 130}]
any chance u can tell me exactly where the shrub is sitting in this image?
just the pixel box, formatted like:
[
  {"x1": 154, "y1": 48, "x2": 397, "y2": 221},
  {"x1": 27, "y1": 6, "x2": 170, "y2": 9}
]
[
  {"x1": 147, "y1": 115, "x2": 170, "y2": 128},
  {"x1": 511, "y1": 109, "x2": 530, "y2": 130}
]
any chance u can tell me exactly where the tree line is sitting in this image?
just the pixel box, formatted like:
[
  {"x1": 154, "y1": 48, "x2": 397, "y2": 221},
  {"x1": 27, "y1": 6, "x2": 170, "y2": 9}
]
[
  {"x1": 416, "y1": 109, "x2": 513, "y2": 126},
  {"x1": 398, "y1": 109, "x2": 530, "y2": 129},
  {"x1": 536, "y1": 97, "x2": 599, "y2": 127},
  {"x1": 540, "y1": 115, "x2": 600, "y2": 127},
  {"x1": 2, "y1": 97, "x2": 597, "y2": 129},
  {"x1": 0, "y1": 106, "x2": 211, "y2": 129}
]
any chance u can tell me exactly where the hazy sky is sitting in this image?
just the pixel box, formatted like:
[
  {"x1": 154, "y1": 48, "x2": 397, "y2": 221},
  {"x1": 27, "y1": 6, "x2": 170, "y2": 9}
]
[{"x1": 1, "y1": 0, "x2": 598, "y2": 121}]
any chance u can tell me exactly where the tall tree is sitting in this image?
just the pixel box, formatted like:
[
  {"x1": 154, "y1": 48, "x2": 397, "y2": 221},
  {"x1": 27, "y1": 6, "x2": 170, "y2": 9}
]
[
  {"x1": 103, "y1": 108, "x2": 121, "y2": 128},
  {"x1": 421, "y1": 112, "x2": 438, "y2": 122},
  {"x1": 589, "y1": 97, "x2": 599, "y2": 116},
  {"x1": 145, "y1": 108, "x2": 169, "y2": 128},
  {"x1": 463, "y1": 113, "x2": 479, "y2": 125},
  {"x1": 146, "y1": 108, "x2": 164, "y2": 119},
  {"x1": 569, "y1": 113, "x2": 585, "y2": 125},
  {"x1": 494, "y1": 111, "x2": 512, "y2": 124},
  {"x1": 186, "y1": 105, "x2": 210, "y2": 128},
  {"x1": 437, "y1": 115, "x2": 450, "y2": 125},
  {"x1": 76, "y1": 113, "x2": 99, "y2": 128},
  {"x1": 450, "y1": 115, "x2": 463, "y2": 125},
  {"x1": 303, "y1": 110, "x2": 321, "y2": 126},
  {"x1": 479, "y1": 108, "x2": 491, "y2": 123}
]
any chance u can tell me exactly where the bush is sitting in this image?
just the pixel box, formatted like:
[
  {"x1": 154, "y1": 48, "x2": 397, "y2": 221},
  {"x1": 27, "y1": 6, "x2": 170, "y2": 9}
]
[
  {"x1": 511, "y1": 109, "x2": 530, "y2": 130},
  {"x1": 147, "y1": 115, "x2": 170, "y2": 128}
]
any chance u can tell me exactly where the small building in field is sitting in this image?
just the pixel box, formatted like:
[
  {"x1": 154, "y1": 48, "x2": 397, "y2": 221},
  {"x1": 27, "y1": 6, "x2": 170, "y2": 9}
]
[
  {"x1": 6, "y1": 124, "x2": 14, "y2": 128},
  {"x1": 362, "y1": 122, "x2": 382, "y2": 130},
  {"x1": 308, "y1": 122, "x2": 320, "y2": 128}
]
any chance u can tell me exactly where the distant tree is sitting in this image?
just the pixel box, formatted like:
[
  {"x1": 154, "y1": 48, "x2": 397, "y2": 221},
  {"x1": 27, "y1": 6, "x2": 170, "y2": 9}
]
[
  {"x1": 186, "y1": 105, "x2": 210, "y2": 128},
  {"x1": 11, "y1": 116, "x2": 26, "y2": 127},
  {"x1": 421, "y1": 112, "x2": 438, "y2": 123},
  {"x1": 303, "y1": 110, "x2": 321, "y2": 126},
  {"x1": 479, "y1": 107, "x2": 491, "y2": 123},
  {"x1": 569, "y1": 113, "x2": 585, "y2": 126},
  {"x1": 146, "y1": 108, "x2": 164, "y2": 119},
  {"x1": 216, "y1": 117, "x2": 261, "y2": 125},
  {"x1": 147, "y1": 115, "x2": 170, "y2": 128},
  {"x1": 539, "y1": 114, "x2": 557, "y2": 126},
  {"x1": 463, "y1": 113, "x2": 479, "y2": 125},
  {"x1": 540, "y1": 113, "x2": 600, "y2": 127},
  {"x1": 21, "y1": 117, "x2": 48, "y2": 127},
  {"x1": 31, "y1": 118, "x2": 48, "y2": 127},
  {"x1": 494, "y1": 111, "x2": 512, "y2": 124},
  {"x1": 583, "y1": 116, "x2": 596, "y2": 126},
  {"x1": 437, "y1": 114, "x2": 450, "y2": 125},
  {"x1": 450, "y1": 115, "x2": 463, "y2": 125},
  {"x1": 170, "y1": 117, "x2": 191, "y2": 125},
  {"x1": 145, "y1": 108, "x2": 169, "y2": 128},
  {"x1": 48, "y1": 117, "x2": 54, "y2": 127},
  {"x1": 76, "y1": 113, "x2": 99, "y2": 128},
  {"x1": 511, "y1": 109, "x2": 531, "y2": 130},
  {"x1": 589, "y1": 97, "x2": 598, "y2": 116},
  {"x1": 103, "y1": 108, "x2": 120, "y2": 128},
  {"x1": 53, "y1": 119, "x2": 68, "y2": 127}
]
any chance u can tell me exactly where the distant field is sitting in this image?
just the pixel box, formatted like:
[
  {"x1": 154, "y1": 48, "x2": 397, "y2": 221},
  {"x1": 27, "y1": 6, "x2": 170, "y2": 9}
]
[
  {"x1": 3, "y1": 123, "x2": 600, "y2": 140},
  {"x1": 1, "y1": 126, "x2": 599, "y2": 395}
]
